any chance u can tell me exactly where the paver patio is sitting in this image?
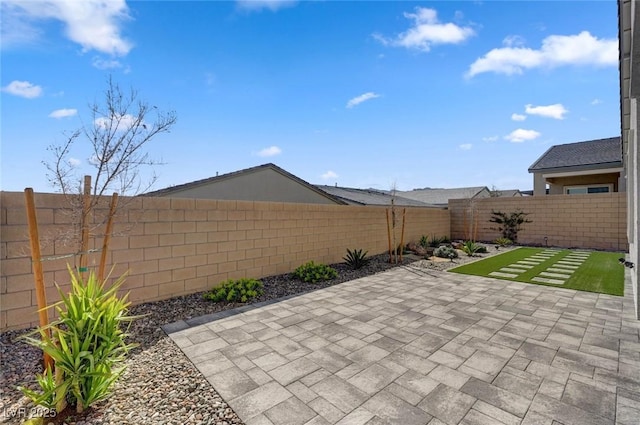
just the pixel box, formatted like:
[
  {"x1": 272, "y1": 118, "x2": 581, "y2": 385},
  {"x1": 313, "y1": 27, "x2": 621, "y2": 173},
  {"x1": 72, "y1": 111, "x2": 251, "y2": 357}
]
[{"x1": 163, "y1": 263, "x2": 640, "y2": 425}]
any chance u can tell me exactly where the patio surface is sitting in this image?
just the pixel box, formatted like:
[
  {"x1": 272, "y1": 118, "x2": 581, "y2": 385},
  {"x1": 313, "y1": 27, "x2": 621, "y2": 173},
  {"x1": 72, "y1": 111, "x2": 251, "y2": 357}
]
[{"x1": 163, "y1": 263, "x2": 640, "y2": 425}]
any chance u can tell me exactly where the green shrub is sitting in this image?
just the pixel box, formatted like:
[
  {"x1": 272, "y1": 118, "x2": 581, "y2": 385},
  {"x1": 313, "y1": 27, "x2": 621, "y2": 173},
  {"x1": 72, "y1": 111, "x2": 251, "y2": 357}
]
[
  {"x1": 461, "y1": 241, "x2": 481, "y2": 257},
  {"x1": 434, "y1": 245, "x2": 458, "y2": 259},
  {"x1": 476, "y1": 245, "x2": 488, "y2": 254},
  {"x1": 428, "y1": 235, "x2": 444, "y2": 247},
  {"x1": 419, "y1": 235, "x2": 429, "y2": 248},
  {"x1": 343, "y1": 248, "x2": 370, "y2": 270},
  {"x1": 495, "y1": 237, "x2": 513, "y2": 247},
  {"x1": 490, "y1": 211, "x2": 531, "y2": 243},
  {"x1": 428, "y1": 235, "x2": 450, "y2": 247},
  {"x1": 19, "y1": 267, "x2": 137, "y2": 414},
  {"x1": 294, "y1": 261, "x2": 337, "y2": 283},
  {"x1": 204, "y1": 278, "x2": 263, "y2": 303}
]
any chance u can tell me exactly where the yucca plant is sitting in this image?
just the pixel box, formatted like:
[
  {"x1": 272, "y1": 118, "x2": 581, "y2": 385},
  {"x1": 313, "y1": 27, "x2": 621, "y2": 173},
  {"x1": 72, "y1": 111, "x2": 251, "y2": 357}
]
[
  {"x1": 19, "y1": 266, "x2": 138, "y2": 414},
  {"x1": 343, "y1": 248, "x2": 370, "y2": 270}
]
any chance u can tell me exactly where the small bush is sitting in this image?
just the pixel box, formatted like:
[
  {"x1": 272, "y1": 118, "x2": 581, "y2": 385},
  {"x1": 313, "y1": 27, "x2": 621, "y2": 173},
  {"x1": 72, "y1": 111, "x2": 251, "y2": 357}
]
[
  {"x1": 461, "y1": 241, "x2": 481, "y2": 257},
  {"x1": 490, "y1": 211, "x2": 531, "y2": 243},
  {"x1": 495, "y1": 237, "x2": 513, "y2": 247},
  {"x1": 426, "y1": 235, "x2": 451, "y2": 247},
  {"x1": 343, "y1": 248, "x2": 370, "y2": 269},
  {"x1": 476, "y1": 245, "x2": 488, "y2": 254},
  {"x1": 428, "y1": 235, "x2": 445, "y2": 247},
  {"x1": 205, "y1": 278, "x2": 263, "y2": 303},
  {"x1": 434, "y1": 245, "x2": 458, "y2": 259},
  {"x1": 419, "y1": 235, "x2": 429, "y2": 248},
  {"x1": 294, "y1": 261, "x2": 337, "y2": 283}
]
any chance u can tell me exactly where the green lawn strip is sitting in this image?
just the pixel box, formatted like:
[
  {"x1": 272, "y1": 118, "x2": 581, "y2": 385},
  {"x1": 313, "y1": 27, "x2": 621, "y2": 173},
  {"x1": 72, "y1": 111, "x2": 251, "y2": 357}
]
[
  {"x1": 449, "y1": 248, "x2": 624, "y2": 296},
  {"x1": 449, "y1": 247, "x2": 550, "y2": 281},
  {"x1": 561, "y1": 251, "x2": 624, "y2": 296}
]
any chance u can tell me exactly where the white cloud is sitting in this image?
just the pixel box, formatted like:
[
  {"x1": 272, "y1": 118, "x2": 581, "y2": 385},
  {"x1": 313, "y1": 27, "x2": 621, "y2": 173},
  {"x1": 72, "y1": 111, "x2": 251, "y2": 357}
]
[
  {"x1": 68, "y1": 157, "x2": 81, "y2": 167},
  {"x1": 591, "y1": 98, "x2": 602, "y2": 105},
  {"x1": 482, "y1": 136, "x2": 498, "y2": 142},
  {"x1": 94, "y1": 113, "x2": 138, "y2": 131},
  {"x1": 321, "y1": 170, "x2": 338, "y2": 180},
  {"x1": 346, "y1": 92, "x2": 380, "y2": 108},
  {"x1": 525, "y1": 103, "x2": 568, "y2": 120},
  {"x1": 92, "y1": 56, "x2": 125, "y2": 70},
  {"x1": 459, "y1": 143, "x2": 472, "y2": 150},
  {"x1": 1, "y1": 80, "x2": 42, "y2": 98},
  {"x1": 255, "y1": 146, "x2": 282, "y2": 157},
  {"x1": 236, "y1": 0, "x2": 297, "y2": 12},
  {"x1": 503, "y1": 35, "x2": 526, "y2": 47},
  {"x1": 511, "y1": 113, "x2": 526, "y2": 121},
  {"x1": 504, "y1": 129, "x2": 541, "y2": 143},
  {"x1": 467, "y1": 31, "x2": 617, "y2": 78},
  {"x1": 373, "y1": 7, "x2": 474, "y2": 52},
  {"x1": 1, "y1": 3, "x2": 42, "y2": 48},
  {"x1": 2, "y1": 0, "x2": 132, "y2": 56},
  {"x1": 49, "y1": 108, "x2": 77, "y2": 118}
]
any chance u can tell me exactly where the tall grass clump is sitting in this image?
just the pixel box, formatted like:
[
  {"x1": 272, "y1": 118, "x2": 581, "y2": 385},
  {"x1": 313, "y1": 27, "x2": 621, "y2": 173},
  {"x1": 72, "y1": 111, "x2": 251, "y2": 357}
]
[{"x1": 19, "y1": 267, "x2": 137, "y2": 414}]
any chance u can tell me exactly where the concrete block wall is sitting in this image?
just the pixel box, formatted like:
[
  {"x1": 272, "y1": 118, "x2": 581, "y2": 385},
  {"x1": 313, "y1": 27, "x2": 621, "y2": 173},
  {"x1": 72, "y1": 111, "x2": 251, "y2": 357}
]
[
  {"x1": 449, "y1": 193, "x2": 628, "y2": 251},
  {"x1": 1, "y1": 191, "x2": 449, "y2": 331}
]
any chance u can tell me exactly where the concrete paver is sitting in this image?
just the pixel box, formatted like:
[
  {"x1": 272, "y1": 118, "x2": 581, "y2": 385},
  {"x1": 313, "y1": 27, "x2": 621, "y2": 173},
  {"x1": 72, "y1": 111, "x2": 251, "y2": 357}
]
[{"x1": 164, "y1": 263, "x2": 640, "y2": 424}]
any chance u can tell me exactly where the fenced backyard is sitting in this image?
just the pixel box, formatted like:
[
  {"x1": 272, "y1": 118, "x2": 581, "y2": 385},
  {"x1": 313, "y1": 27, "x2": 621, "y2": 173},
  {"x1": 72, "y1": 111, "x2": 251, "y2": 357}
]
[
  {"x1": 449, "y1": 193, "x2": 627, "y2": 251},
  {"x1": 0, "y1": 191, "x2": 449, "y2": 330},
  {"x1": 0, "y1": 191, "x2": 627, "y2": 331}
]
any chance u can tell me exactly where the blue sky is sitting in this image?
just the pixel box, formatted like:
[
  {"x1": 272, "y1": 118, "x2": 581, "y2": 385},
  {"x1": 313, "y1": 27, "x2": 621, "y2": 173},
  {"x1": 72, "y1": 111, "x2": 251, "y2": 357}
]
[{"x1": 1, "y1": 1, "x2": 620, "y2": 193}]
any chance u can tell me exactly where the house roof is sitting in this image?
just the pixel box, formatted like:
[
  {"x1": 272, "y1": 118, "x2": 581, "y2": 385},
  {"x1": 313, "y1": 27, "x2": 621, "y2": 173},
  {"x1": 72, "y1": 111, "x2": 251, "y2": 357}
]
[
  {"x1": 314, "y1": 185, "x2": 433, "y2": 207},
  {"x1": 144, "y1": 163, "x2": 346, "y2": 204},
  {"x1": 495, "y1": 189, "x2": 523, "y2": 197},
  {"x1": 528, "y1": 137, "x2": 622, "y2": 173},
  {"x1": 397, "y1": 186, "x2": 489, "y2": 206}
]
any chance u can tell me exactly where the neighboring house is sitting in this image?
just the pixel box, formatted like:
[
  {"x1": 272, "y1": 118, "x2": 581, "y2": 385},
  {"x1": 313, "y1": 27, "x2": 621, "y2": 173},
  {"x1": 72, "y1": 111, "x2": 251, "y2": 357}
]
[
  {"x1": 397, "y1": 186, "x2": 492, "y2": 207},
  {"x1": 314, "y1": 185, "x2": 433, "y2": 207},
  {"x1": 620, "y1": 0, "x2": 639, "y2": 320},
  {"x1": 144, "y1": 163, "x2": 345, "y2": 205},
  {"x1": 493, "y1": 189, "x2": 525, "y2": 197},
  {"x1": 528, "y1": 137, "x2": 624, "y2": 196}
]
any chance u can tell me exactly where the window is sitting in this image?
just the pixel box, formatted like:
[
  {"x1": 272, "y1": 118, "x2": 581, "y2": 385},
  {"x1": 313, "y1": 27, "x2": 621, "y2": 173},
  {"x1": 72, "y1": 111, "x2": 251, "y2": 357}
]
[{"x1": 564, "y1": 184, "x2": 613, "y2": 194}]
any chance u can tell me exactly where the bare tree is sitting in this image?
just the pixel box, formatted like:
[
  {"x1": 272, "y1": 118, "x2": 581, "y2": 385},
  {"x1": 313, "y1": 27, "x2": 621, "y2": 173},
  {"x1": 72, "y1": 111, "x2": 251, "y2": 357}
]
[
  {"x1": 46, "y1": 76, "x2": 177, "y2": 200},
  {"x1": 43, "y1": 76, "x2": 177, "y2": 251}
]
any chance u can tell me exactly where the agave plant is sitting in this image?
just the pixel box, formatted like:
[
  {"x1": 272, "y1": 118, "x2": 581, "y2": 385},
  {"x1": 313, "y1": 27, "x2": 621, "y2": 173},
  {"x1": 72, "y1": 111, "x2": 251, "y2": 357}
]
[
  {"x1": 461, "y1": 241, "x2": 481, "y2": 257},
  {"x1": 343, "y1": 248, "x2": 370, "y2": 270},
  {"x1": 494, "y1": 237, "x2": 513, "y2": 247}
]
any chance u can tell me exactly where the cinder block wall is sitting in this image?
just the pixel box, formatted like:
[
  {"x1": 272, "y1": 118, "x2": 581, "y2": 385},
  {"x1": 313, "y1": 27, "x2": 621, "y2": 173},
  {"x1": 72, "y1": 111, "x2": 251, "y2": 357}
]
[
  {"x1": 1, "y1": 191, "x2": 449, "y2": 331},
  {"x1": 449, "y1": 193, "x2": 628, "y2": 251}
]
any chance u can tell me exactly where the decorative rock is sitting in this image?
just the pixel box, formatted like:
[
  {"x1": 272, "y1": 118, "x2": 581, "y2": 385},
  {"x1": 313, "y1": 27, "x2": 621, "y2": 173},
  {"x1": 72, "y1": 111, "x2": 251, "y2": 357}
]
[{"x1": 1, "y1": 247, "x2": 508, "y2": 425}]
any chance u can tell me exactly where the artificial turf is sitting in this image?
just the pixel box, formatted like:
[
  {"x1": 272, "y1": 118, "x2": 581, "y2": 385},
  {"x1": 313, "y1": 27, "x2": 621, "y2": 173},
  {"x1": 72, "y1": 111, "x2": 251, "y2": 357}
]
[{"x1": 449, "y1": 247, "x2": 625, "y2": 296}]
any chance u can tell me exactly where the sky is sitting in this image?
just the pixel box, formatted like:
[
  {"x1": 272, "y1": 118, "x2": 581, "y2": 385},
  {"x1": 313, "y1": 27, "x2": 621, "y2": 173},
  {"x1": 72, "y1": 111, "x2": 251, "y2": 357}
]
[{"x1": 1, "y1": 0, "x2": 621, "y2": 194}]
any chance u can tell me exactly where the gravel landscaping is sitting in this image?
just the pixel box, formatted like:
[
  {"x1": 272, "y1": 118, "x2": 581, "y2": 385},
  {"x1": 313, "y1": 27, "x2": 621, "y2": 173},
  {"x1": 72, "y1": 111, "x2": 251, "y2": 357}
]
[{"x1": 1, "y1": 245, "x2": 507, "y2": 425}]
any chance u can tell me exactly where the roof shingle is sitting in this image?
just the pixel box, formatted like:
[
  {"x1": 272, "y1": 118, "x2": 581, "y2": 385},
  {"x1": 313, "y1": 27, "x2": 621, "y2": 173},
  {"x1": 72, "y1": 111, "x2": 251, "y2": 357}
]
[
  {"x1": 314, "y1": 185, "x2": 432, "y2": 207},
  {"x1": 528, "y1": 137, "x2": 622, "y2": 172}
]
